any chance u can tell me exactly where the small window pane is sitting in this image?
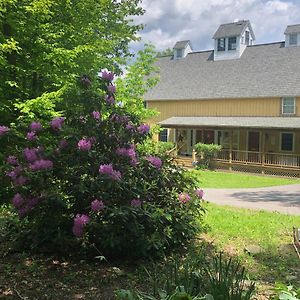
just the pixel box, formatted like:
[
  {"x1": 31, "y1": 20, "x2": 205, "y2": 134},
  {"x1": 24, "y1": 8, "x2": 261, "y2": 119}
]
[
  {"x1": 228, "y1": 37, "x2": 237, "y2": 50},
  {"x1": 290, "y1": 34, "x2": 297, "y2": 45},
  {"x1": 281, "y1": 133, "x2": 293, "y2": 151},
  {"x1": 245, "y1": 31, "x2": 250, "y2": 45},
  {"x1": 159, "y1": 129, "x2": 168, "y2": 142},
  {"x1": 282, "y1": 97, "x2": 295, "y2": 114},
  {"x1": 217, "y1": 38, "x2": 225, "y2": 51},
  {"x1": 176, "y1": 49, "x2": 182, "y2": 58}
]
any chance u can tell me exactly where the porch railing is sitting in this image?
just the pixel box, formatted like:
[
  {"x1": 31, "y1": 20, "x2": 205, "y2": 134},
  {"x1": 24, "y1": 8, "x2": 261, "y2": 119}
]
[{"x1": 216, "y1": 150, "x2": 300, "y2": 168}]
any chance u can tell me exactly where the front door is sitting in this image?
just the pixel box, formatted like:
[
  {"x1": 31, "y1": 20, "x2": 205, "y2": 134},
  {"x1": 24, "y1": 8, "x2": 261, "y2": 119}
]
[{"x1": 248, "y1": 131, "x2": 260, "y2": 162}]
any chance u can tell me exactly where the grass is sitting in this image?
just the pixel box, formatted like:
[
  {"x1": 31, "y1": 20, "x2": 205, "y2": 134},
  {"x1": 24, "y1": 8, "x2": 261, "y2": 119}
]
[
  {"x1": 203, "y1": 202, "x2": 300, "y2": 285},
  {"x1": 189, "y1": 169, "x2": 300, "y2": 188}
]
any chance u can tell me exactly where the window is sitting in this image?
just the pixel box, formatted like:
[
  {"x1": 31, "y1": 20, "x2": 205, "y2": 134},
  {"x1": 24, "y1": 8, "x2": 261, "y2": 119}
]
[
  {"x1": 290, "y1": 33, "x2": 298, "y2": 45},
  {"x1": 245, "y1": 31, "x2": 250, "y2": 45},
  {"x1": 217, "y1": 38, "x2": 225, "y2": 51},
  {"x1": 281, "y1": 132, "x2": 294, "y2": 151},
  {"x1": 228, "y1": 37, "x2": 237, "y2": 50},
  {"x1": 282, "y1": 97, "x2": 295, "y2": 114},
  {"x1": 159, "y1": 129, "x2": 168, "y2": 142},
  {"x1": 176, "y1": 49, "x2": 183, "y2": 58}
]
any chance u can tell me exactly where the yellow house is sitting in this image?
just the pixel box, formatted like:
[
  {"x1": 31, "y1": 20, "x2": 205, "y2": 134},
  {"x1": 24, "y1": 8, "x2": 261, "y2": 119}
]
[{"x1": 145, "y1": 21, "x2": 300, "y2": 177}]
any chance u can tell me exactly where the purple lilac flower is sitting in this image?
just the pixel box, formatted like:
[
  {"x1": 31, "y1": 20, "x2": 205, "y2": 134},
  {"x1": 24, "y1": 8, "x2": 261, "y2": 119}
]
[
  {"x1": 146, "y1": 156, "x2": 162, "y2": 169},
  {"x1": 26, "y1": 131, "x2": 37, "y2": 141},
  {"x1": 78, "y1": 139, "x2": 92, "y2": 151},
  {"x1": 23, "y1": 148, "x2": 38, "y2": 162},
  {"x1": 12, "y1": 193, "x2": 25, "y2": 209},
  {"x1": 30, "y1": 121, "x2": 42, "y2": 132},
  {"x1": 0, "y1": 125, "x2": 9, "y2": 136},
  {"x1": 92, "y1": 111, "x2": 101, "y2": 120},
  {"x1": 13, "y1": 176, "x2": 27, "y2": 186},
  {"x1": 91, "y1": 199, "x2": 105, "y2": 212},
  {"x1": 126, "y1": 123, "x2": 135, "y2": 132},
  {"x1": 6, "y1": 155, "x2": 18, "y2": 165},
  {"x1": 116, "y1": 145, "x2": 136, "y2": 158},
  {"x1": 72, "y1": 214, "x2": 90, "y2": 237},
  {"x1": 137, "y1": 124, "x2": 150, "y2": 135},
  {"x1": 105, "y1": 95, "x2": 115, "y2": 105},
  {"x1": 6, "y1": 166, "x2": 22, "y2": 180},
  {"x1": 195, "y1": 188, "x2": 204, "y2": 199},
  {"x1": 18, "y1": 207, "x2": 30, "y2": 218},
  {"x1": 59, "y1": 139, "x2": 68, "y2": 149},
  {"x1": 27, "y1": 197, "x2": 40, "y2": 209},
  {"x1": 101, "y1": 70, "x2": 114, "y2": 81},
  {"x1": 29, "y1": 159, "x2": 53, "y2": 171},
  {"x1": 130, "y1": 158, "x2": 138, "y2": 167},
  {"x1": 99, "y1": 163, "x2": 122, "y2": 181},
  {"x1": 50, "y1": 117, "x2": 65, "y2": 130},
  {"x1": 178, "y1": 193, "x2": 191, "y2": 204},
  {"x1": 107, "y1": 84, "x2": 116, "y2": 94},
  {"x1": 131, "y1": 199, "x2": 142, "y2": 208},
  {"x1": 89, "y1": 137, "x2": 97, "y2": 144}
]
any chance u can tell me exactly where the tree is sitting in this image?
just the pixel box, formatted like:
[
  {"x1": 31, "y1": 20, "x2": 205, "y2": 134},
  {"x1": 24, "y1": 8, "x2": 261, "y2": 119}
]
[
  {"x1": 115, "y1": 44, "x2": 159, "y2": 120},
  {"x1": 0, "y1": 0, "x2": 144, "y2": 123},
  {"x1": 156, "y1": 47, "x2": 173, "y2": 57}
]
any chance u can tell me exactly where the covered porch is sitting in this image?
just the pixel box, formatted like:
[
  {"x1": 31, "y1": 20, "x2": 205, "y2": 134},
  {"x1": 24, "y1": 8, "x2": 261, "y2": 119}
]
[{"x1": 159, "y1": 116, "x2": 300, "y2": 177}]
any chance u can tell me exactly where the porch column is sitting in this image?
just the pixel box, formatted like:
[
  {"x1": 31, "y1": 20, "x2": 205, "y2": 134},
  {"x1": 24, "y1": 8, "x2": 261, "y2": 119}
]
[
  {"x1": 261, "y1": 130, "x2": 265, "y2": 174},
  {"x1": 229, "y1": 130, "x2": 233, "y2": 171}
]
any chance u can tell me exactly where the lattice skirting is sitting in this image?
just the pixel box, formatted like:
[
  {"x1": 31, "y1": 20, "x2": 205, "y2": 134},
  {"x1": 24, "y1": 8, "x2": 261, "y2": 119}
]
[{"x1": 215, "y1": 162, "x2": 300, "y2": 178}]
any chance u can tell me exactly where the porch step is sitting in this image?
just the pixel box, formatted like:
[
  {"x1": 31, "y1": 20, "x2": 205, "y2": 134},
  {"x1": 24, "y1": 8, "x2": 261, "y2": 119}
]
[{"x1": 175, "y1": 156, "x2": 194, "y2": 168}]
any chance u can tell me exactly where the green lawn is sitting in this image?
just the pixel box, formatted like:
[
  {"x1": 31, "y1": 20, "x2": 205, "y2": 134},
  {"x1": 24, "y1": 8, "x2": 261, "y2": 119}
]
[
  {"x1": 189, "y1": 169, "x2": 300, "y2": 188},
  {"x1": 203, "y1": 203, "x2": 300, "y2": 284}
]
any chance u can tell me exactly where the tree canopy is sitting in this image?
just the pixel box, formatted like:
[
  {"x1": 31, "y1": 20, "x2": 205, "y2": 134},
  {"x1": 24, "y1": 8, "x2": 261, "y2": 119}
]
[{"x1": 0, "y1": 0, "x2": 144, "y2": 123}]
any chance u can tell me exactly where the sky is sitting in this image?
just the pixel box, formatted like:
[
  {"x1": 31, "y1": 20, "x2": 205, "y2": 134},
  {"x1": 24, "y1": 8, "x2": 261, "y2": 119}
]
[{"x1": 130, "y1": 0, "x2": 300, "y2": 54}]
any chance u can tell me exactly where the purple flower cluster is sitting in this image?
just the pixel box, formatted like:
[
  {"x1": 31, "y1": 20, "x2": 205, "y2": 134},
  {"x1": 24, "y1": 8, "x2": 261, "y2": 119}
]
[
  {"x1": 23, "y1": 148, "x2": 38, "y2": 162},
  {"x1": 26, "y1": 131, "x2": 37, "y2": 141},
  {"x1": 50, "y1": 117, "x2": 65, "y2": 130},
  {"x1": 6, "y1": 163, "x2": 27, "y2": 186},
  {"x1": 78, "y1": 138, "x2": 92, "y2": 151},
  {"x1": 91, "y1": 199, "x2": 105, "y2": 212},
  {"x1": 0, "y1": 125, "x2": 10, "y2": 136},
  {"x1": 116, "y1": 145, "x2": 138, "y2": 166},
  {"x1": 178, "y1": 193, "x2": 191, "y2": 204},
  {"x1": 131, "y1": 199, "x2": 142, "y2": 208},
  {"x1": 107, "y1": 84, "x2": 116, "y2": 94},
  {"x1": 101, "y1": 70, "x2": 114, "y2": 82},
  {"x1": 30, "y1": 122, "x2": 42, "y2": 132},
  {"x1": 59, "y1": 139, "x2": 68, "y2": 149},
  {"x1": 7, "y1": 155, "x2": 18, "y2": 165},
  {"x1": 195, "y1": 188, "x2": 204, "y2": 199},
  {"x1": 12, "y1": 193, "x2": 41, "y2": 218},
  {"x1": 72, "y1": 214, "x2": 90, "y2": 237},
  {"x1": 146, "y1": 156, "x2": 162, "y2": 169},
  {"x1": 137, "y1": 124, "x2": 150, "y2": 135},
  {"x1": 105, "y1": 95, "x2": 115, "y2": 105},
  {"x1": 29, "y1": 159, "x2": 53, "y2": 171},
  {"x1": 92, "y1": 111, "x2": 101, "y2": 120},
  {"x1": 99, "y1": 163, "x2": 121, "y2": 181},
  {"x1": 110, "y1": 113, "x2": 130, "y2": 124}
]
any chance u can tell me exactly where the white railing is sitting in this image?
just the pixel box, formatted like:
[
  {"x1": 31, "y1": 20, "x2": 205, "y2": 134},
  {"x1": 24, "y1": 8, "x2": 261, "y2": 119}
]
[{"x1": 216, "y1": 150, "x2": 300, "y2": 168}]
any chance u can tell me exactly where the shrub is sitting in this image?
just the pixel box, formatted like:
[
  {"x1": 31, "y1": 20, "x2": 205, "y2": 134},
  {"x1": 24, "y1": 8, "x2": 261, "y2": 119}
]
[
  {"x1": 194, "y1": 144, "x2": 222, "y2": 170},
  {"x1": 1, "y1": 72, "x2": 205, "y2": 258}
]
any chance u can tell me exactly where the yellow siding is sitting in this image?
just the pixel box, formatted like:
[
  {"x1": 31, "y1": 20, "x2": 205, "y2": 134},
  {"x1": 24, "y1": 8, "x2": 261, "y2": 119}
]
[{"x1": 148, "y1": 97, "x2": 300, "y2": 123}]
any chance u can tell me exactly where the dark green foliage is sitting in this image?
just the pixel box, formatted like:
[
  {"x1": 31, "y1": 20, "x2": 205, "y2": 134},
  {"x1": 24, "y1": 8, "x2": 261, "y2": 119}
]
[{"x1": 194, "y1": 144, "x2": 222, "y2": 169}]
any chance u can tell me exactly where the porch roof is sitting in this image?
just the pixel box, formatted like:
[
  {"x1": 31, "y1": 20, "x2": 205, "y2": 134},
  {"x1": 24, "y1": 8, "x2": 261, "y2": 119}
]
[{"x1": 159, "y1": 116, "x2": 300, "y2": 129}]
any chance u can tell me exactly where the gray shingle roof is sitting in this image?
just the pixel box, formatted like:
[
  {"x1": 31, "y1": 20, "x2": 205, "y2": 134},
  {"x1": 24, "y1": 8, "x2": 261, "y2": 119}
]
[
  {"x1": 284, "y1": 24, "x2": 300, "y2": 34},
  {"x1": 145, "y1": 42, "x2": 300, "y2": 101},
  {"x1": 159, "y1": 117, "x2": 300, "y2": 129},
  {"x1": 213, "y1": 20, "x2": 255, "y2": 39},
  {"x1": 173, "y1": 40, "x2": 191, "y2": 49}
]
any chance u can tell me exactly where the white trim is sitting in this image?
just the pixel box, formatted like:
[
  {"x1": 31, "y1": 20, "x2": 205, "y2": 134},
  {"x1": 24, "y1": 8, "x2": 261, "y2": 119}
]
[{"x1": 280, "y1": 131, "x2": 294, "y2": 152}]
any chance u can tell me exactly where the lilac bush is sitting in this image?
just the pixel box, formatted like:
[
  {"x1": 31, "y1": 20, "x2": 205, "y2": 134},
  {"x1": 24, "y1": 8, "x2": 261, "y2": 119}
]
[{"x1": 1, "y1": 72, "x2": 205, "y2": 258}]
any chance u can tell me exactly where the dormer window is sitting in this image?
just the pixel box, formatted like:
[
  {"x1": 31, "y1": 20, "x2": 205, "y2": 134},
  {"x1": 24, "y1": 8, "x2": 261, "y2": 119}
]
[
  {"x1": 245, "y1": 31, "x2": 250, "y2": 45},
  {"x1": 217, "y1": 38, "x2": 225, "y2": 51},
  {"x1": 176, "y1": 49, "x2": 183, "y2": 58},
  {"x1": 290, "y1": 33, "x2": 297, "y2": 45},
  {"x1": 228, "y1": 37, "x2": 237, "y2": 50}
]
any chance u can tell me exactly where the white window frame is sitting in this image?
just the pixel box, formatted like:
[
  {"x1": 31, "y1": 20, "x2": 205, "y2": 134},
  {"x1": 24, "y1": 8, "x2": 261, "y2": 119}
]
[
  {"x1": 217, "y1": 38, "x2": 225, "y2": 51},
  {"x1": 228, "y1": 36, "x2": 237, "y2": 51},
  {"x1": 159, "y1": 128, "x2": 168, "y2": 142},
  {"x1": 290, "y1": 33, "x2": 298, "y2": 45},
  {"x1": 280, "y1": 132, "x2": 294, "y2": 152},
  {"x1": 281, "y1": 97, "x2": 296, "y2": 115}
]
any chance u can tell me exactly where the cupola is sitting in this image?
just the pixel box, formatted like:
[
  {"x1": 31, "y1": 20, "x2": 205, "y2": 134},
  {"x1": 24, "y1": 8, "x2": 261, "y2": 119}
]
[
  {"x1": 173, "y1": 40, "x2": 192, "y2": 59},
  {"x1": 212, "y1": 20, "x2": 255, "y2": 61},
  {"x1": 284, "y1": 24, "x2": 300, "y2": 47}
]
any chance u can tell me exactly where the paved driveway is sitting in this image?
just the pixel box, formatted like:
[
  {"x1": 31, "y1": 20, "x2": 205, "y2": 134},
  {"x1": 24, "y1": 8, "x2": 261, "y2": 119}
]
[{"x1": 204, "y1": 184, "x2": 300, "y2": 215}]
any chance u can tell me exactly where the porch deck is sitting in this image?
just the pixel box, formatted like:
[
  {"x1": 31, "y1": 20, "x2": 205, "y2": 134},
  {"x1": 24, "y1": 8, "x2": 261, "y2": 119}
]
[{"x1": 177, "y1": 150, "x2": 300, "y2": 177}]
